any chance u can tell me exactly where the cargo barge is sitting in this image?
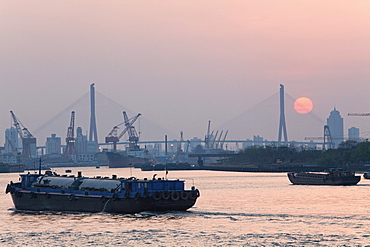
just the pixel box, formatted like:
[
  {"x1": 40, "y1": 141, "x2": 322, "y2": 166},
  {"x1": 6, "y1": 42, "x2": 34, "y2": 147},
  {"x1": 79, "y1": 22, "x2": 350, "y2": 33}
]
[
  {"x1": 287, "y1": 168, "x2": 360, "y2": 185},
  {"x1": 5, "y1": 171, "x2": 200, "y2": 214},
  {"x1": 0, "y1": 162, "x2": 25, "y2": 173},
  {"x1": 106, "y1": 151, "x2": 150, "y2": 168}
]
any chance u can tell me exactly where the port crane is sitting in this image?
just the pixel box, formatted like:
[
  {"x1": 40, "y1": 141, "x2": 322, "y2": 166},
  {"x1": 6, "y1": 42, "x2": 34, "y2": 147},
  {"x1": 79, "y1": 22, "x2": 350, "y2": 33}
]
[
  {"x1": 205, "y1": 120, "x2": 211, "y2": 148},
  {"x1": 64, "y1": 111, "x2": 77, "y2": 157},
  {"x1": 123, "y1": 111, "x2": 141, "y2": 151},
  {"x1": 10, "y1": 111, "x2": 36, "y2": 158},
  {"x1": 220, "y1": 130, "x2": 228, "y2": 150},
  {"x1": 305, "y1": 125, "x2": 335, "y2": 150},
  {"x1": 348, "y1": 112, "x2": 370, "y2": 140},
  {"x1": 204, "y1": 120, "x2": 228, "y2": 150},
  {"x1": 215, "y1": 130, "x2": 223, "y2": 149},
  {"x1": 105, "y1": 111, "x2": 141, "y2": 151}
]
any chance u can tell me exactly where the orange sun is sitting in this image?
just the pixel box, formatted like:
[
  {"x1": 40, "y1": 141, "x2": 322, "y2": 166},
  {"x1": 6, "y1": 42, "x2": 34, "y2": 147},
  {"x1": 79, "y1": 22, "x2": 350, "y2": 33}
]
[{"x1": 294, "y1": 97, "x2": 313, "y2": 114}]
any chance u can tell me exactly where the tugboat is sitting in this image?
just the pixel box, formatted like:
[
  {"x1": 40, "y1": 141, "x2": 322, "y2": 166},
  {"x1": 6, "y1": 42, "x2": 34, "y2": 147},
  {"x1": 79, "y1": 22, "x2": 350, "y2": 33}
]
[
  {"x1": 5, "y1": 171, "x2": 200, "y2": 214},
  {"x1": 287, "y1": 168, "x2": 361, "y2": 185}
]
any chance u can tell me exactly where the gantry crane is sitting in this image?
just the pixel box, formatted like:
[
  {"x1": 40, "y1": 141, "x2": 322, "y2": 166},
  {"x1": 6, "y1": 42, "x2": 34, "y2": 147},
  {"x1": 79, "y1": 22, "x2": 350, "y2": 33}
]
[
  {"x1": 305, "y1": 125, "x2": 335, "y2": 150},
  {"x1": 220, "y1": 130, "x2": 228, "y2": 150},
  {"x1": 348, "y1": 112, "x2": 370, "y2": 140},
  {"x1": 123, "y1": 111, "x2": 141, "y2": 151},
  {"x1": 105, "y1": 111, "x2": 141, "y2": 151},
  {"x1": 64, "y1": 111, "x2": 77, "y2": 157},
  {"x1": 204, "y1": 121, "x2": 229, "y2": 150},
  {"x1": 215, "y1": 130, "x2": 223, "y2": 149},
  {"x1": 10, "y1": 111, "x2": 36, "y2": 158}
]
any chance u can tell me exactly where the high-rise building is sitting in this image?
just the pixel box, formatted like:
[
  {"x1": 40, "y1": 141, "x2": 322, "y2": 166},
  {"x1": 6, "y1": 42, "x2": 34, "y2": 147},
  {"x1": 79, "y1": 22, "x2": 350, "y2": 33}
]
[
  {"x1": 327, "y1": 108, "x2": 344, "y2": 148},
  {"x1": 5, "y1": 127, "x2": 18, "y2": 154},
  {"x1": 348, "y1": 127, "x2": 360, "y2": 141},
  {"x1": 46, "y1": 134, "x2": 61, "y2": 154},
  {"x1": 75, "y1": 127, "x2": 88, "y2": 154}
]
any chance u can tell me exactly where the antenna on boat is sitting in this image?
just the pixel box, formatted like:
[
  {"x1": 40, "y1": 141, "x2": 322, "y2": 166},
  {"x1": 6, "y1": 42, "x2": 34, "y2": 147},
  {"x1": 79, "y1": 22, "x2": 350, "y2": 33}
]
[
  {"x1": 129, "y1": 163, "x2": 133, "y2": 177},
  {"x1": 165, "y1": 158, "x2": 168, "y2": 180}
]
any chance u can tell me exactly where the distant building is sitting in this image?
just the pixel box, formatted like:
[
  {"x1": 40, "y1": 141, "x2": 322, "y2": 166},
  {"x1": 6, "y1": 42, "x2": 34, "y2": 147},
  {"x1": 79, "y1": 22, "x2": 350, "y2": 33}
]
[
  {"x1": 242, "y1": 135, "x2": 264, "y2": 149},
  {"x1": 242, "y1": 139, "x2": 253, "y2": 149},
  {"x1": 75, "y1": 126, "x2": 97, "y2": 161},
  {"x1": 189, "y1": 137, "x2": 202, "y2": 151},
  {"x1": 253, "y1": 135, "x2": 264, "y2": 146},
  {"x1": 46, "y1": 134, "x2": 61, "y2": 154},
  {"x1": 327, "y1": 108, "x2": 344, "y2": 148},
  {"x1": 5, "y1": 127, "x2": 19, "y2": 154},
  {"x1": 348, "y1": 127, "x2": 360, "y2": 141},
  {"x1": 307, "y1": 140, "x2": 316, "y2": 149},
  {"x1": 153, "y1": 143, "x2": 162, "y2": 156},
  {"x1": 75, "y1": 127, "x2": 88, "y2": 154}
]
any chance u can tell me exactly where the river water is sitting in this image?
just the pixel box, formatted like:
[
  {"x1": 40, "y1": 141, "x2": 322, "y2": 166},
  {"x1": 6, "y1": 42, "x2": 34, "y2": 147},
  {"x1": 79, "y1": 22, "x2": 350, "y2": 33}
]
[{"x1": 1, "y1": 167, "x2": 370, "y2": 246}]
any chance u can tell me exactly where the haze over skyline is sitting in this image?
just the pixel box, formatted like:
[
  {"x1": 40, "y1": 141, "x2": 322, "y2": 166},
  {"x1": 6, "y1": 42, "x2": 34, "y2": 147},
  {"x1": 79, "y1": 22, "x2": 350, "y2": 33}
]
[{"x1": 1, "y1": 1, "x2": 370, "y2": 146}]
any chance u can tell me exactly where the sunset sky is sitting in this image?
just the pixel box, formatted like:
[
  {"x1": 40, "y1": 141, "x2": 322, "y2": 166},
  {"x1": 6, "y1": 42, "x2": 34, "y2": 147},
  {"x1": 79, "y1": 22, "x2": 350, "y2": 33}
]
[{"x1": 1, "y1": 1, "x2": 370, "y2": 146}]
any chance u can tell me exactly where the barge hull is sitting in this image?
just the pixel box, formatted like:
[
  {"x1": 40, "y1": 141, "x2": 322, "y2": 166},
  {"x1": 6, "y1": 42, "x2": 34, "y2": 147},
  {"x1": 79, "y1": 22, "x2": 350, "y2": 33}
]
[
  {"x1": 10, "y1": 191, "x2": 197, "y2": 214},
  {"x1": 287, "y1": 173, "x2": 361, "y2": 185}
]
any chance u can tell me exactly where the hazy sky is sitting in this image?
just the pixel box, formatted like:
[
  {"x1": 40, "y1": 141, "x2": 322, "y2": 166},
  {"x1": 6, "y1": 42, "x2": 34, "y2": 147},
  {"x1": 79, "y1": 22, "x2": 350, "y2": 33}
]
[{"x1": 1, "y1": 1, "x2": 370, "y2": 146}]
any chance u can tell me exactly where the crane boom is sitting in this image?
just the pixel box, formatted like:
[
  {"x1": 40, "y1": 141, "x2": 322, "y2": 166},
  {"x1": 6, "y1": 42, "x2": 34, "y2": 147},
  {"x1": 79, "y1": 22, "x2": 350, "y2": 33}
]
[
  {"x1": 9, "y1": 111, "x2": 36, "y2": 158},
  {"x1": 10, "y1": 111, "x2": 35, "y2": 139},
  {"x1": 5, "y1": 135, "x2": 18, "y2": 156},
  {"x1": 66, "y1": 111, "x2": 75, "y2": 139},
  {"x1": 65, "y1": 111, "x2": 77, "y2": 156},
  {"x1": 123, "y1": 111, "x2": 141, "y2": 150},
  {"x1": 105, "y1": 111, "x2": 141, "y2": 152},
  {"x1": 348, "y1": 113, "x2": 370, "y2": 116},
  {"x1": 205, "y1": 120, "x2": 211, "y2": 148},
  {"x1": 211, "y1": 130, "x2": 219, "y2": 149},
  {"x1": 215, "y1": 130, "x2": 223, "y2": 149},
  {"x1": 220, "y1": 130, "x2": 228, "y2": 149},
  {"x1": 119, "y1": 112, "x2": 141, "y2": 140}
]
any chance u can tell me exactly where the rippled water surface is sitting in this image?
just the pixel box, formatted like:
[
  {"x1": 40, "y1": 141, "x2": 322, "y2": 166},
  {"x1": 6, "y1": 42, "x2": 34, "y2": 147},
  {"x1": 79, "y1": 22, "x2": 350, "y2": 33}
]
[{"x1": 1, "y1": 167, "x2": 370, "y2": 246}]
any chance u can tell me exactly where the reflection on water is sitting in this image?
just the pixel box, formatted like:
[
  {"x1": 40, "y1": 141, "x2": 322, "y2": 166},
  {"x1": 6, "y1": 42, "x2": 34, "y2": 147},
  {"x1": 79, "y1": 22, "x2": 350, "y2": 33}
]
[{"x1": 1, "y1": 168, "x2": 370, "y2": 246}]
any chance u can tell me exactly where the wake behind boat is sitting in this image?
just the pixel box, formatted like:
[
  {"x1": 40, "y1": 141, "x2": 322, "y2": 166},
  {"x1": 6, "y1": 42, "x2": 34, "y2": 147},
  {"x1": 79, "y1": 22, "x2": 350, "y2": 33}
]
[{"x1": 287, "y1": 168, "x2": 361, "y2": 185}]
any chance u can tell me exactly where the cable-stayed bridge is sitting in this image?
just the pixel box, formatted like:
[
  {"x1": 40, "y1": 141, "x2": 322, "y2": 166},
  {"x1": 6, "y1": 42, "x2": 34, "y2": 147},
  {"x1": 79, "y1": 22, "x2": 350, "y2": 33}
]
[
  {"x1": 32, "y1": 90, "x2": 177, "y2": 147},
  {"x1": 216, "y1": 90, "x2": 326, "y2": 144},
  {"x1": 26, "y1": 84, "x2": 354, "y2": 152}
]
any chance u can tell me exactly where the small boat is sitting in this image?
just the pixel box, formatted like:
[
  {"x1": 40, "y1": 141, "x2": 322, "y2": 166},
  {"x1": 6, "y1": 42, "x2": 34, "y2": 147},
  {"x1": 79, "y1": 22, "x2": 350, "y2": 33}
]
[
  {"x1": 5, "y1": 171, "x2": 200, "y2": 214},
  {"x1": 287, "y1": 168, "x2": 361, "y2": 185},
  {"x1": 0, "y1": 162, "x2": 25, "y2": 173},
  {"x1": 141, "y1": 162, "x2": 198, "y2": 171},
  {"x1": 363, "y1": 171, "x2": 370, "y2": 179}
]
